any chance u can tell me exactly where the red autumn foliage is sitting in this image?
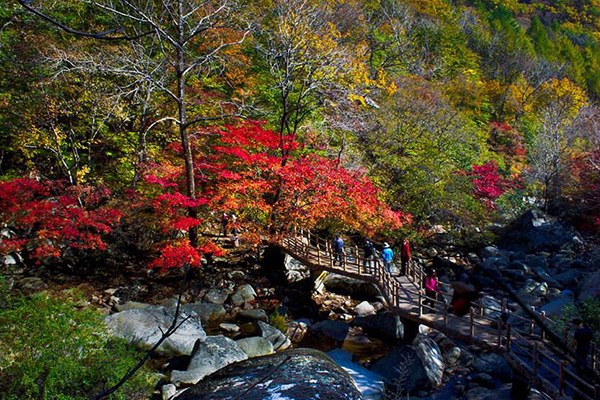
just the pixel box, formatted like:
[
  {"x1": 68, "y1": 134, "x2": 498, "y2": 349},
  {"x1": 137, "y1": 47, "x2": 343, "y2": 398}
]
[
  {"x1": 465, "y1": 161, "x2": 515, "y2": 209},
  {"x1": 0, "y1": 178, "x2": 121, "y2": 261}
]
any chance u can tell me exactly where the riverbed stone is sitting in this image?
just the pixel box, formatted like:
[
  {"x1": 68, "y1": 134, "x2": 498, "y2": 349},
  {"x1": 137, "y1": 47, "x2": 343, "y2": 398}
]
[
  {"x1": 182, "y1": 303, "x2": 226, "y2": 322},
  {"x1": 238, "y1": 308, "x2": 268, "y2": 322},
  {"x1": 170, "y1": 335, "x2": 248, "y2": 386},
  {"x1": 105, "y1": 306, "x2": 206, "y2": 356},
  {"x1": 231, "y1": 284, "x2": 257, "y2": 306},
  {"x1": 235, "y1": 336, "x2": 274, "y2": 358},
  {"x1": 175, "y1": 348, "x2": 362, "y2": 400},
  {"x1": 257, "y1": 320, "x2": 291, "y2": 350}
]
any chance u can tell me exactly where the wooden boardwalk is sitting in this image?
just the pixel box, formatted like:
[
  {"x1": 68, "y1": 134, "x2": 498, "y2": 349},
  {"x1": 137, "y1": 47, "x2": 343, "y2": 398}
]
[{"x1": 280, "y1": 229, "x2": 600, "y2": 400}]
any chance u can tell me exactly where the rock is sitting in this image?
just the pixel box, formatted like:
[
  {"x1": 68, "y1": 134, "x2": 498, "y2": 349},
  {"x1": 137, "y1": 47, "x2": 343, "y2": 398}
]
[
  {"x1": 284, "y1": 254, "x2": 311, "y2": 282},
  {"x1": 468, "y1": 253, "x2": 481, "y2": 264},
  {"x1": 473, "y1": 353, "x2": 512, "y2": 382},
  {"x1": 257, "y1": 320, "x2": 291, "y2": 351},
  {"x1": 445, "y1": 347, "x2": 461, "y2": 365},
  {"x1": 502, "y1": 269, "x2": 525, "y2": 280},
  {"x1": 521, "y1": 279, "x2": 547, "y2": 296},
  {"x1": 323, "y1": 273, "x2": 383, "y2": 301},
  {"x1": 499, "y1": 210, "x2": 581, "y2": 253},
  {"x1": 287, "y1": 321, "x2": 309, "y2": 343},
  {"x1": 231, "y1": 284, "x2": 257, "y2": 306},
  {"x1": 105, "y1": 306, "x2": 206, "y2": 356},
  {"x1": 19, "y1": 277, "x2": 47, "y2": 294},
  {"x1": 459, "y1": 347, "x2": 474, "y2": 367},
  {"x1": 554, "y1": 270, "x2": 580, "y2": 287},
  {"x1": 354, "y1": 301, "x2": 376, "y2": 317},
  {"x1": 182, "y1": 303, "x2": 226, "y2": 323},
  {"x1": 525, "y1": 255, "x2": 548, "y2": 270},
  {"x1": 352, "y1": 311, "x2": 404, "y2": 340},
  {"x1": 235, "y1": 336, "x2": 274, "y2": 358},
  {"x1": 175, "y1": 348, "x2": 362, "y2": 400},
  {"x1": 472, "y1": 373, "x2": 495, "y2": 389},
  {"x1": 532, "y1": 268, "x2": 560, "y2": 288},
  {"x1": 541, "y1": 290, "x2": 574, "y2": 318},
  {"x1": 577, "y1": 272, "x2": 600, "y2": 301},
  {"x1": 531, "y1": 281, "x2": 548, "y2": 296},
  {"x1": 309, "y1": 320, "x2": 350, "y2": 342},
  {"x1": 465, "y1": 386, "x2": 495, "y2": 400},
  {"x1": 204, "y1": 289, "x2": 231, "y2": 305},
  {"x1": 161, "y1": 297, "x2": 180, "y2": 309},
  {"x1": 238, "y1": 309, "x2": 268, "y2": 322},
  {"x1": 428, "y1": 248, "x2": 439, "y2": 257},
  {"x1": 115, "y1": 301, "x2": 152, "y2": 312},
  {"x1": 170, "y1": 335, "x2": 248, "y2": 386},
  {"x1": 227, "y1": 270, "x2": 246, "y2": 279},
  {"x1": 508, "y1": 260, "x2": 530, "y2": 273},
  {"x1": 372, "y1": 345, "x2": 428, "y2": 394},
  {"x1": 415, "y1": 335, "x2": 444, "y2": 388},
  {"x1": 481, "y1": 246, "x2": 500, "y2": 259},
  {"x1": 219, "y1": 323, "x2": 240, "y2": 333},
  {"x1": 162, "y1": 383, "x2": 177, "y2": 400},
  {"x1": 2, "y1": 255, "x2": 17, "y2": 266}
]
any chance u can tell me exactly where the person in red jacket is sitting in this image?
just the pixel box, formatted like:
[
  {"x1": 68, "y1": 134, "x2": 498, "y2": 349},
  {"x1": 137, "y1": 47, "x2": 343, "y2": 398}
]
[{"x1": 400, "y1": 238, "x2": 411, "y2": 275}]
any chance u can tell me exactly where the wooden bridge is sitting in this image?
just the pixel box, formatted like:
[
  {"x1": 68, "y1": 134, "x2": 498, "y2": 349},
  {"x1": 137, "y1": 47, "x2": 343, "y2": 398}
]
[{"x1": 280, "y1": 229, "x2": 600, "y2": 400}]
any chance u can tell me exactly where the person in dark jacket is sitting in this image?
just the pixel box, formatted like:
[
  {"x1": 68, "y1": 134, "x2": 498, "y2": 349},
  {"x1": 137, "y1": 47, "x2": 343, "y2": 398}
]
[
  {"x1": 333, "y1": 235, "x2": 344, "y2": 266},
  {"x1": 363, "y1": 239, "x2": 375, "y2": 273}
]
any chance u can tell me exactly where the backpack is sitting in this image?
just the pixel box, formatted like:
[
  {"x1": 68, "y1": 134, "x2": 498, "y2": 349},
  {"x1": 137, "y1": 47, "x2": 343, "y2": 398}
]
[{"x1": 334, "y1": 238, "x2": 343, "y2": 251}]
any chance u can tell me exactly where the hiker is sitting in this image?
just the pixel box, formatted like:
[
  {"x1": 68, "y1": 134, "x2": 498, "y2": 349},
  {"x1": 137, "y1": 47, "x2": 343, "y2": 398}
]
[
  {"x1": 221, "y1": 212, "x2": 229, "y2": 236},
  {"x1": 231, "y1": 227, "x2": 239, "y2": 248},
  {"x1": 400, "y1": 238, "x2": 411, "y2": 275},
  {"x1": 423, "y1": 268, "x2": 440, "y2": 313},
  {"x1": 449, "y1": 281, "x2": 478, "y2": 317},
  {"x1": 333, "y1": 235, "x2": 344, "y2": 266},
  {"x1": 572, "y1": 319, "x2": 594, "y2": 373},
  {"x1": 382, "y1": 242, "x2": 394, "y2": 274},
  {"x1": 363, "y1": 238, "x2": 375, "y2": 273}
]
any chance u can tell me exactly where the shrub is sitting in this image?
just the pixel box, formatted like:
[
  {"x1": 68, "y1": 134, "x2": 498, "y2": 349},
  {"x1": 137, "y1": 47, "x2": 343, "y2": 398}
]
[
  {"x1": 0, "y1": 291, "x2": 153, "y2": 399},
  {"x1": 268, "y1": 310, "x2": 288, "y2": 334}
]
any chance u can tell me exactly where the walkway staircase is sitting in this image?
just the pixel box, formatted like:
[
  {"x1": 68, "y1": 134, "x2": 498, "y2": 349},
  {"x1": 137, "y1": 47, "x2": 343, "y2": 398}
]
[{"x1": 280, "y1": 229, "x2": 600, "y2": 400}]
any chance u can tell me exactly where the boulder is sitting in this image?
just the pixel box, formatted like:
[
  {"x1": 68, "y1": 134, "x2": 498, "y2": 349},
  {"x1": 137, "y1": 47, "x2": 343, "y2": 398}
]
[
  {"x1": 507, "y1": 260, "x2": 530, "y2": 273},
  {"x1": 162, "y1": 383, "x2": 177, "y2": 400},
  {"x1": 472, "y1": 372, "x2": 496, "y2": 389},
  {"x1": 352, "y1": 311, "x2": 404, "y2": 340},
  {"x1": 235, "y1": 336, "x2": 274, "y2": 358},
  {"x1": 372, "y1": 345, "x2": 429, "y2": 394},
  {"x1": 354, "y1": 301, "x2": 376, "y2": 317},
  {"x1": 105, "y1": 306, "x2": 206, "y2": 356},
  {"x1": 525, "y1": 255, "x2": 548, "y2": 270},
  {"x1": 309, "y1": 320, "x2": 350, "y2": 342},
  {"x1": 231, "y1": 284, "x2": 257, "y2": 306},
  {"x1": 577, "y1": 272, "x2": 600, "y2": 301},
  {"x1": 238, "y1": 309, "x2": 268, "y2": 322},
  {"x1": 174, "y1": 348, "x2": 362, "y2": 400},
  {"x1": 445, "y1": 347, "x2": 461, "y2": 366},
  {"x1": 541, "y1": 290, "x2": 574, "y2": 318},
  {"x1": 473, "y1": 353, "x2": 512, "y2": 382},
  {"x1": 499, "y1": 210, "x2": 581, "y2": 253},
  {"x1": 284, "y1": 254, "x2": 311, "y2": 282},
  {"x1": 257, "y1": 320, "x2": 291, "y2": 351},
  {"x1": 415, "y1": 335, "x2": 444, "y2": 388},
  {"x1": 170, "y1": 335, "x2": 248, "y2": 386},
  {"x1": 323, "y1": 273, "x2": 383, "y2": 301},
  {"x1": 219, "y1": 323, "x2": 240, "y2": 333},
  {"x1": 204, "y1": 289, "x2": 231, "y2": 305},
  {"x1": 182, "y1": 303, "x2": 226, "y2": 323},
  {"x1": 481, "y1": 296, "x2": 502, "y2": 319},
  {"x1": 480, "y1": 246, "x2": 501, "y2": 259},
  {"x1": 554, "y1": 270, "x2": 580, "y2": 287}
]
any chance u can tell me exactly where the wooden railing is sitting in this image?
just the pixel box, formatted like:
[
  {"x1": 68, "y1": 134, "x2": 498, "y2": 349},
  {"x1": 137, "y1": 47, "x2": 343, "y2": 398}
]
[{"x1": 280, "y1": 229, "x2": 600, "y2": 400}]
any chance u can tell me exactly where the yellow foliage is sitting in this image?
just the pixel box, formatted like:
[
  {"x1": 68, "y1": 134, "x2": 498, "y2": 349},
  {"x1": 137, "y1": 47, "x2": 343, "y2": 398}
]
[{"x1": 538, "y1": 78, "x2": 588, "y2": 116}]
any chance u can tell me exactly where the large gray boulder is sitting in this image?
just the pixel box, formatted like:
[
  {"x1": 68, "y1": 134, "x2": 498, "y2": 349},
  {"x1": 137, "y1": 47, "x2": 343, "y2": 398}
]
[
  {"x1": 175, "y1": 348, "x2": 362, "y2": 400},
  {"x1": 415, "y1": 335, "x2": 444, "y2": 388},
  {"x1": 105, "y1": 306, "x2": 206, "y2": 356},
  {"x1": 499, "y1": 210, "x2": 581, "y2": 253},
  {"x1": 541, "y1": 290, "x2": 574, "y2": 318},
  {"x1": 284, "y1": 254, "x2": 311, "y2": 282},
  {"x1": 257, "y1": 320, "x2": 291, "y2": 351},
  {"x1": 231, "y1": 284, "x2": 257, "y2": 306},
  {"x1": 577, "y1": 272, "x2": 600, "y2": 301},
  {"x1": 308, "y1": 320, "x2": 350, "y2": 342},
  {"x1": 322, "y1": 273, "x2": 383, "y2": 301},
  {"x1": 352, "y1": 311, "x2": 404, "y2": 340},
  {"x1": 371, "y1": 345, "x2": 428, "y2": 394},
  {"x1": 235, "y1": 337, "x2": 274, "y2": 358},
  {"x1": 171, "y1": 335, "x2": 248, "y2": 386},
  {"x1": 181, "y1": 303, "x2": 226, "y2": 323},
  {"x1": 473, "y1": 353, "x2": 512, "y2": 382}
]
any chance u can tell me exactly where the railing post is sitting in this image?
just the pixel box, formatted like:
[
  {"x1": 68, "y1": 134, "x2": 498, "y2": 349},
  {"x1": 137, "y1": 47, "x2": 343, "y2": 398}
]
[
  {"x1": 443, "y1": 300, "x2": 448, "y2": 326},
  {"x1": 592, "y1": 343, "x2": 597, "y2": 374},
  {"x1": 558, "y1": 361, "x2": 565, "y2": 395},
  {"x1": 540, "y1": 311, "x2": 546, "y2": 341},
  {"x1": 563, "y1": 326, "x2": 569, "y2": 343},
  {"x1": 316, "y1": 239, "x2": 320, "y2": 265},
  {"x1": 418, "y1": 290, "x2": 423, "y2": 316},
  {"x1": 469, "y1": 307, "x2": 475, "y2": 337},
  {"x1": 497, "y1": 316, "x2": 503, "y2": 348},
  {"x1": 479, "y1": 298, "x2": 484, "y2": 317},
  {"x1": 532, "y1": 343, "x2": 538, "y2": 374},
  {"x1": 506, "y1": 323, "x2": 512, "y2": 352},
  {"x1": 529, "y1": 306, "x2": 535, "y2": 337}
]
